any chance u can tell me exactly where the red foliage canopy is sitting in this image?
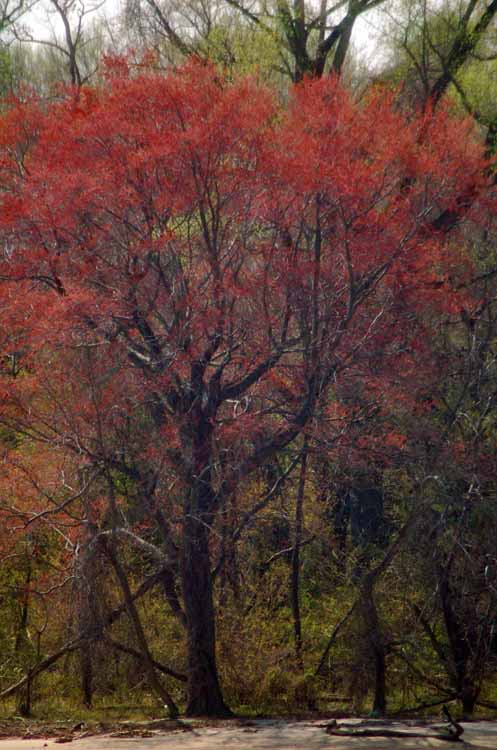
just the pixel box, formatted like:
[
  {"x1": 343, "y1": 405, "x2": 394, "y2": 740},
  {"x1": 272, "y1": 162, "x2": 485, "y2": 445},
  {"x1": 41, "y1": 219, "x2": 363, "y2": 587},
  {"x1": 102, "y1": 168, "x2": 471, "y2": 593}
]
[
  {"x1": 0, "y1": 59, "x2": 492, "y2": 715},
  {"x1": 0, "y1": 62, "x2": 488, "y2": 459}
]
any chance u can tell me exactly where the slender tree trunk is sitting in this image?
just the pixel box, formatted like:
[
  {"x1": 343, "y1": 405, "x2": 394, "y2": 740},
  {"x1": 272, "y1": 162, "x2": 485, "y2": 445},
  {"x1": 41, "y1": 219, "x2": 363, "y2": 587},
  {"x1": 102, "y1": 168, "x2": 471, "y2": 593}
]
[
  {"x1": 290, "y1": 444, "x2": 307, "y2": 671},
  {"x1": 75, "y1": 531, "x2": 98, "y2": 709},
  {"x1": 15, "y1": 559, "x2": 33, "y2": 716},
  {"x1": 15, "y1": 562, "x2": 31, "y2": 653}
]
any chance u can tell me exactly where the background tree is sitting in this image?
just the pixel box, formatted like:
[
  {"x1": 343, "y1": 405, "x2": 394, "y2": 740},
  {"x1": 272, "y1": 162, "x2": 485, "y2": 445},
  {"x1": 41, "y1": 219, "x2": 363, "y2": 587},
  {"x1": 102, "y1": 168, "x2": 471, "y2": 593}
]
[
  {"x1": 378, "y1": 1, "x2": 497, "y2": 112},
  {"x1": 10, "y1": 0, "x2": 107, "y2": 88},
  {"x1": 120, "y1": 0, "x2": 388, "y2": 80}
]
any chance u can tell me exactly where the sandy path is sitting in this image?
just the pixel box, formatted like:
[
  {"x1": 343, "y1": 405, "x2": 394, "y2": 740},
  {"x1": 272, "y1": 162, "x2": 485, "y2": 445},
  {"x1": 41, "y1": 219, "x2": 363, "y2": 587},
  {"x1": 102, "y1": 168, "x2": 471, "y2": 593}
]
[{"x1": 0, "y1": 720, "x2": 495, "y2": 750}]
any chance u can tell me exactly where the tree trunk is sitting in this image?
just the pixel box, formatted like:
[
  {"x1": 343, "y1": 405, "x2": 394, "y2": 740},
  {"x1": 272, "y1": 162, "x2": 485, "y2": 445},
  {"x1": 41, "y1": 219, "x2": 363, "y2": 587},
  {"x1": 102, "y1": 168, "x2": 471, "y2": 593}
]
[
  {"x1": 362, "y1": 582, "x2": 386, "y2": 715},
  {"x1": 181, "y1": 510, "x2": 232, "y2": 717},
  {"x1": 438, "y1": 571, "x2": 477, "y2": 718},
  {"x1": 179, "y1": 401, "x2": 232, "y2": 717},
  {"x1": 18, "y1": 673, "x2": 32, "y2": 717},
  {"x1": 75, "y1": 537, "x2": 97, "y2": 709},
  {"x1": 461, "y1": 682, "x2": 478, "y2": 717},
  {"x1": 80, "y1": 647, "x2": 93, "y2": 709},
  {"x1": 291, "y1": 445, "x2": 307, "y2": 671},
  {"x1": 331, "y1": 13, "x2": 355, "y2": 76},
  {"x1": 15, "y1": 562, "x2": 31, "y2": 653},
  {"x1": 372, "y1": 640, "x2": 387, "y2": 715}
]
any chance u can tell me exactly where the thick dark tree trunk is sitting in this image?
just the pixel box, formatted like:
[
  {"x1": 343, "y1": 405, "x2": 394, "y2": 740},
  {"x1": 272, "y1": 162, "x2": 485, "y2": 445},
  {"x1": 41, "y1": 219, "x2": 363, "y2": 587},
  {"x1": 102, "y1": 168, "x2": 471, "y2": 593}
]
[
  {"x1": 181, "y1": 512, "x2": 232, "y2": 717},
  {"x1": 180, "y1": 404, "x2": 232, "y2": 717},
  {"x1": 372, "y1": 642, "x2": 387, "y2": 716},
  {"x1": 362, "y1": 583, "x2": 386, "y2": 715},
  {"x1": 80, "y1": 647, "x2": 93, "y2": 709},
  {"x1": 461, "y1": 683, "x2": 477, "y2": 717},
  {"x1": 439, "y1": 571, "x2": 478, "y2": 719}
]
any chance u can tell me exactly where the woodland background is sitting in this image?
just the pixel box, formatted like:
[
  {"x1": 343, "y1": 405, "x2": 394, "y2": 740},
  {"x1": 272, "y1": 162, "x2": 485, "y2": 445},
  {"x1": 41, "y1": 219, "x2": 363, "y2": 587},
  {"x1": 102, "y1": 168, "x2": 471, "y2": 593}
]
[{"x1": 0, "y1": 0, "x2": 497, "y2": 723}]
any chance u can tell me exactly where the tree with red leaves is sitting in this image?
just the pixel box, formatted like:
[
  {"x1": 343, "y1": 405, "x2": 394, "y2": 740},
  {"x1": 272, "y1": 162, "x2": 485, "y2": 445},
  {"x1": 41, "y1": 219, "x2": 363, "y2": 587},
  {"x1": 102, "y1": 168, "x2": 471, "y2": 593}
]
[{"x1": 0, "y1": 59, "x2": 491, "y2": 716}]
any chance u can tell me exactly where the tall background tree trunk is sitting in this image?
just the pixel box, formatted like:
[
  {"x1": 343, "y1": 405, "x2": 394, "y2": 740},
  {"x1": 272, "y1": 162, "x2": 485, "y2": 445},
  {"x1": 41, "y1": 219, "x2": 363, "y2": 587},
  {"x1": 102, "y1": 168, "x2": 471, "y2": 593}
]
[{"x1": 290, "y1": 444, "x2": 308, "y2": 671}]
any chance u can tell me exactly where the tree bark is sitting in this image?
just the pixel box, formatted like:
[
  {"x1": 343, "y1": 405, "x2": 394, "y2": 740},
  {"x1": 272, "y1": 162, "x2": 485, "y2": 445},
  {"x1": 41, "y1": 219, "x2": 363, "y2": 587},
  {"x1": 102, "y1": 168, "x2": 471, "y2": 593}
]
[
  {"x1": 461, "y1": 683, "x2": 478, "y2": 717},
  {"x1": 180, "y1": 408, "x2": 232, "y2": 717},
  {"x1": 331, "y1": 6, "x2": 355, "y2": 76},
  {"x1": 439, "y1": 572, "x2": 479, "y2": 718},
  {"x1": 362, "y1": 581, "x2": 386, "y2": 715},
  {"x1": 181, "y1": 510, "x2": 231, "y2": 717},
  {"x1": 75, "y1": 526, "x2": 99, "y2": 709},
  {"x1": 80, "y1": 647, "x2": 93, "y2": 709},
  {"x1": 14, "y1": 561, "x2": 31, "y2": 653}
]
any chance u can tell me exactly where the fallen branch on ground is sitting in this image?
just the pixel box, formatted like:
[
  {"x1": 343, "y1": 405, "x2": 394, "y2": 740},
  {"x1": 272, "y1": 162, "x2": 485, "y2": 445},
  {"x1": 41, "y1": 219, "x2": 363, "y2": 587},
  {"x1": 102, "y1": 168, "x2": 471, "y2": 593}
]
[{"x1": 324, "y1": 711, "x2": 464, "y2": 743}]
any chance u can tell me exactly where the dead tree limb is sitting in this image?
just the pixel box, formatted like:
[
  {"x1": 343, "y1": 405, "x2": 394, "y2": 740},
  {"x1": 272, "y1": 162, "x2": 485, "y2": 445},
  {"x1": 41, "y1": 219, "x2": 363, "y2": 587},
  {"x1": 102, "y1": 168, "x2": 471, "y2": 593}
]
[
  {"x1": 101, "y1": 538, "x2": 179, "y2": 719},
  {"x1": 103, "y1": 636, "x2": 186, "y2": 683},
  {"x1": 0, "y1": 567, "x2": 168, "y2": 701}
]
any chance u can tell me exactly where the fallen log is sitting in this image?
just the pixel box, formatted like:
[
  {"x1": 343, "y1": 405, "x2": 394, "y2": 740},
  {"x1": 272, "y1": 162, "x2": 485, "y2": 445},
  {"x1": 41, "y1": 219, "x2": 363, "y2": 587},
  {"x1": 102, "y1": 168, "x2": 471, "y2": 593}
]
[{"x1": 324, "y1": 714, "x2": 464, "y2": 743}]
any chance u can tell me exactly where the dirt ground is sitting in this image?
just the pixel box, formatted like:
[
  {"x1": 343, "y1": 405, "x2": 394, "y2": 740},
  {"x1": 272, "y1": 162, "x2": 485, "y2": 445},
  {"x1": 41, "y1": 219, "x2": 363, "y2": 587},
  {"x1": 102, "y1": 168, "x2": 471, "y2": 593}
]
[{"x1": 0, "y1": 719, "x2": 496, "y2": 750}]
